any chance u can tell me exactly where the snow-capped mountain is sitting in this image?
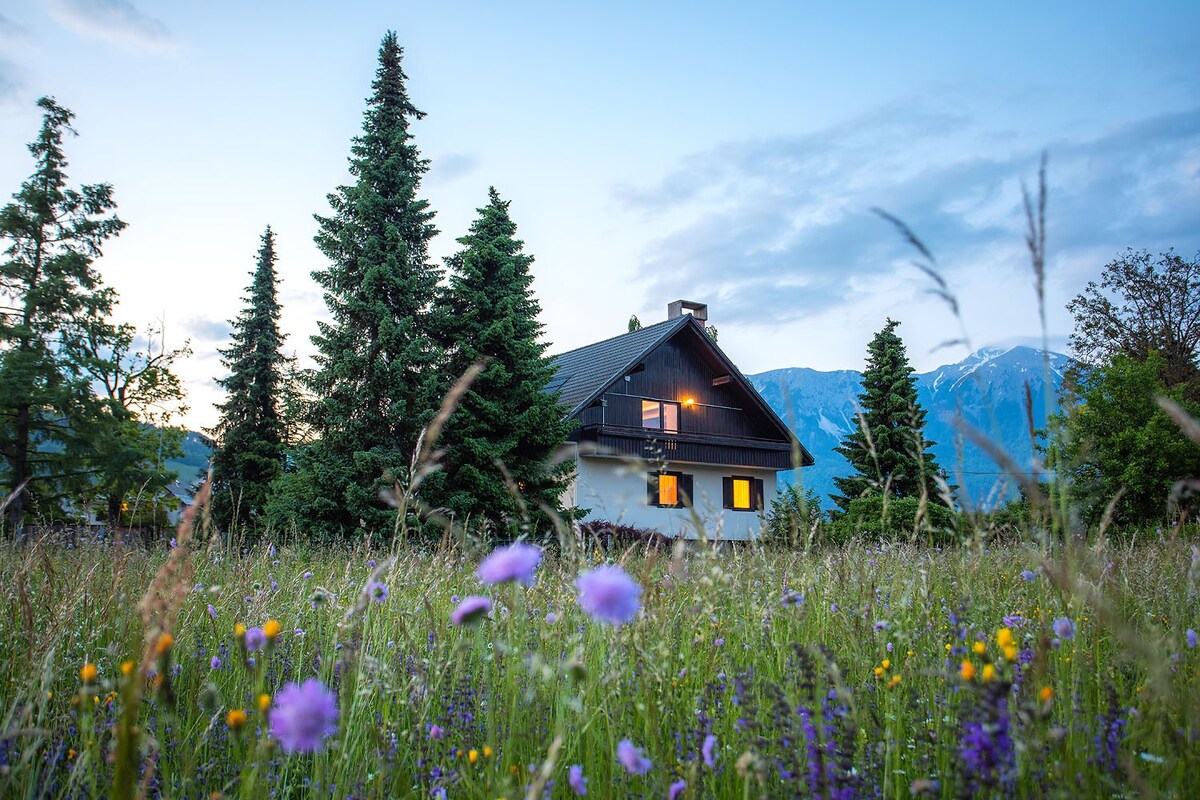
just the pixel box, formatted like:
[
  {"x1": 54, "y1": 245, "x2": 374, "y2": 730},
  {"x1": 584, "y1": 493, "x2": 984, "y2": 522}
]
[{"x1": 750, "y1": 346, "x2": 1072, "y2": 509}]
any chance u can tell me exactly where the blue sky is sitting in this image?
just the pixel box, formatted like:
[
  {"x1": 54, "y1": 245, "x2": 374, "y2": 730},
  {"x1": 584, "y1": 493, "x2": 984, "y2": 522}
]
[{"x1": 1, "y1": 1, "x2": 1197, "y2": 429}]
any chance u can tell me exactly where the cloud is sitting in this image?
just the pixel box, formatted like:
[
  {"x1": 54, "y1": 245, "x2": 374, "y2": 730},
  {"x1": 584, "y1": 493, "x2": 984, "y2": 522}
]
[
  {"x1": 182, "y1": 317, "x2": 232, "y2": 344},
  {"x1": 0, "y1": 13, "x2": 29, "y2": 44},
  {"x1": 0, "y1": 58, "x2": 20, "y2": 101},
  {"x1": 620, "y1": 102, "x2": 1200, "y2": 334},
  {"x1": 43, "y1": 0, "x2": 176, "y2": 54}
]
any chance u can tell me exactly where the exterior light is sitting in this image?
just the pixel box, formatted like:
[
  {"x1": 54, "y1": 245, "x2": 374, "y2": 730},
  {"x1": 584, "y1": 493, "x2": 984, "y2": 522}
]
[{"x1": 683, "y1": 397, "x2": 696, "y2": 408}]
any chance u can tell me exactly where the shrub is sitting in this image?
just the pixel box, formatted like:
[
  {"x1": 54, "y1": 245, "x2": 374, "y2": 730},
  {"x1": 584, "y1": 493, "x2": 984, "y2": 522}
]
[
  {"x1": 828, "y1": 494, "x2": 959, "y2": 544},
  {"x1": 763, "y1": 484, "x2": 824, "y2": 547}
]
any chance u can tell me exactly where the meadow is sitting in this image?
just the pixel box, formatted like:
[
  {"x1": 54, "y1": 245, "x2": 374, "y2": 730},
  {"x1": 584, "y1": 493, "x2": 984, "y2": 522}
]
[{"x1": 0, "y1": 510, "x2": 1197, "y2": 799}]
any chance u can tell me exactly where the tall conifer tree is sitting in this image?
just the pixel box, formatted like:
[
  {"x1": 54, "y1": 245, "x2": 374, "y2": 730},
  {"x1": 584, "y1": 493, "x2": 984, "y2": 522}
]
[
  {"x1": 286, "y1": 32, "x2": 441, "y2": 536},
  {"x1": 430, "y1": 188, "x2": 573, "y2": 533},
  {"x1": 210, "y1": 227, "x2": 286, "y2": 531},
  {"x1": 0, "y1": 97, "x2": 125, "y2": 534},
  {"x1": 831, "y1": 318, "x2": 948, "y2": 512}
]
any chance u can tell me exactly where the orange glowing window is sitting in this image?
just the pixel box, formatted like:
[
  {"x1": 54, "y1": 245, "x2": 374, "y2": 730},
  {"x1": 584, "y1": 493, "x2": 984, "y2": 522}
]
[
  {"x1": 732, "y1": 478, "x2": 751, "y2": 510},
  {"x1": 658, "y1": 473, "x2": 678, "y2": 506},
  {"x1": 641, "y1": 400, "x2": 680, "y2": 433}
]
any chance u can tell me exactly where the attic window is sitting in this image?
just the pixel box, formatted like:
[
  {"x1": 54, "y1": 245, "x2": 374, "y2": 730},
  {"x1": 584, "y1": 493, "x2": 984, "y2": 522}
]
[{"x1": 641, "y1": 400, "x2": 680, "y2": 433}]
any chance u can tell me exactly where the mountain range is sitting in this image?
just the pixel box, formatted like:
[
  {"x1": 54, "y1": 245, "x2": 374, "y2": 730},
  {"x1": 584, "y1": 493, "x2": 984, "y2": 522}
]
[{"x1": 749, "y1": 345, "x2": 1071, "y2": 510}]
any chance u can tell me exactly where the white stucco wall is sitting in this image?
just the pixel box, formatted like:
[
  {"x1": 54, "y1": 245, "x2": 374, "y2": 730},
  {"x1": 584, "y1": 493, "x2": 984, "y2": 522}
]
[{"x1": 563, "y1": 450, "x2": 776, "y2": 541}]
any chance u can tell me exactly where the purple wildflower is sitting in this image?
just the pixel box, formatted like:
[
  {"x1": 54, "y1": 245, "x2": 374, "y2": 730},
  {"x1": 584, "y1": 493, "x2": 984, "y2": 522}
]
[
  {"x1": 568, "y1": 764, "x2": 588, "y2": 796},
  {"x1": 303, "y1": 571, "x2": 313, "y2": 580},
  {"x1": 576, "y1": 566, "x2": 642, "y2": 626},
  {"x1": 210, "y1": 656, "x2": 221, "y2": 670},
  {"x1": 545, "y1": 612, "x2": 558, "y2": 624},
  {"x1": 1053, "y1": 617, "x2": 1075, "y2": 640},
  {"x1": 668, "y1": 779, "x2": 686, "y2": 799},
  {"x1": 268, "y1": 679, "x2": 339, "y2": 753},
  {"x1": 368, "y1": 581, "x2": 389, "y2": 602},
  {"x1": 781, "y1": 591, "x2": 805, "y2": 608},
  {"x1": 701, "y1": 733, "x2": 717, "y2": 767},
  {"x1": 1020, "y1": 570, "x2": 1036, "y2": 581},
  {"x1": 476, "y1": 543, "x2": 542, "y2": 586},
  {"x1": 367, "y1": 559, "x2": 376, "y2": 568},
  {"x1": 244, "y1": 627, "x2": 266, "y2": 653},
  {"x1": 428, "y1": 724, "x2": 445, "y2": 740},
  {"x1": 207, "y1": 604, "x2": 217, "y2": 620},
  {"x1": 1187, "y1": 629, "x2": 1197, "y2": 649},
  {"x1": 450, "y1": 595, "x2": 492, "y2": 626},
  {"x1": 617, "y1": 738, "x2": 652, "y2": 775}
]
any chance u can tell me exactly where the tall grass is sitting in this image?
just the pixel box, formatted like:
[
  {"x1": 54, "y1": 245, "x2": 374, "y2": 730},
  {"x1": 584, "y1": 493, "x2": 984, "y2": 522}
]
[{"x1": 0, "y1": 527, "x2": 1196, "y2": 797}]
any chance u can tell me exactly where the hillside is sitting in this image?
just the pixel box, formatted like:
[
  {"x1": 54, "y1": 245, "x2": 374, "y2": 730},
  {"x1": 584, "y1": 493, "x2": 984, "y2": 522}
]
[{"x1": 750, "y1": 346, "x2": 1070, "y2": 509}]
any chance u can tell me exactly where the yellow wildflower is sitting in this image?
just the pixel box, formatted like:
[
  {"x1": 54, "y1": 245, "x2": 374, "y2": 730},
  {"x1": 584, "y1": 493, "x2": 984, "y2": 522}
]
[
  {"x1": 1002, "y1": 644, "x2": 1018, "y2": 661},
  {"x1": 234, "y1": 623, "x2": 246, "y2": 638},
  {"x1": 469, "y1": 749, "x2": 479, "y2": 764},
  {"x1": 483, "y1": 746, "x2": 493, "y2": 758},
  {"x1": 873, "y1": 666, "x2": 884, "y2": 678},
  {"x1": 1040, "y1": 686, "x2": 1054, "y2": 703},
  {"x1": 155, "y1": 633, "x2": 174, "y2": 656},
  {"x1": 263, "y1": 620, "x2": 282, "y2": 640},
  {"x1": 981, "y1": 664, "x2": 996, "y2": 682},
  {"x1": 880, "y1": 659, "x2": 891, "y2": 671},
  {"x1": 996, "y1": 628, "x2": 1014, "y2": 648},
  {"x1": 120, "y1": 660, "x2": 135, "y2": 676},
  {"x1": 80, "y1": 663, "x2": 97, "y2": 683},
  {"x1": 258, "y1": 693, "x2": 271, "y2": 712},
  {"x1": 972, "y1": 641, "x2": 987, "y2": 655},
  {"x1": 960, "y1": 660, "x2": 976, "y2": 681},
  {"x1": 226, "y1": 709, "x2": 247, "y2": 730},
  {"x1": 887, "y1": 674, "x2": 902, "y2": 688}
]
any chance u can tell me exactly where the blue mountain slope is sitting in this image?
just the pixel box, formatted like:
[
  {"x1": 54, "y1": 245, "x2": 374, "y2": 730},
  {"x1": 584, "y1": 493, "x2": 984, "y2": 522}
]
[{"x1": 750, "y1": 346, "x2": 1070, "y2": 509}]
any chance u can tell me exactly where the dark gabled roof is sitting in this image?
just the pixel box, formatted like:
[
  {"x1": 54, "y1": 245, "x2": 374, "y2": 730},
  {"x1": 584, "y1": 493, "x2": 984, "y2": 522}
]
[
  {"x1": 547, "y1": 315, "x2": 691, "y2": 417},
  {"x1": 547, "y1": 315, "x2": 815, "y2": 467}
]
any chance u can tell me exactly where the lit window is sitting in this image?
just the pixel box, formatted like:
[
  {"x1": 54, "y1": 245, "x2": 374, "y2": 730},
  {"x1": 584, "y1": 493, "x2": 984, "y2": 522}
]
[
  {"x1": 649, "y1": 471, "x2": 691, "y2": 508},
  {"x1": 641, "y1": 400, "x2": 680, "y2": 432},
  {"x1": 724, "y1": 476, "x2": 762, "y2": 512},
  {"x1": 732, "y1": 478, "x2": 751, "y2": 510},
  {"x1": 658, "y1": 473, "x2": 678, "y2": 506}
]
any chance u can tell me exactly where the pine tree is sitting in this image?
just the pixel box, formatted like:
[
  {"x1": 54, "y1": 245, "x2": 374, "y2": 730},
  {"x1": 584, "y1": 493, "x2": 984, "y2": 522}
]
[
  {"x1": 831, "y1": 318, "x2": 948, "y2": 512},
  {"x1": 429, "y1": 188, "x2": 573, "y2": 533},
  {"x1": 0, "y1": 97, "x2": 125, "y2": 535},
  {"x1": 284, "y1": 32, "x2": 441, "y2": 536},
  {"x1": 210, "y1": 227, "x2": 286, "y2": 532}
]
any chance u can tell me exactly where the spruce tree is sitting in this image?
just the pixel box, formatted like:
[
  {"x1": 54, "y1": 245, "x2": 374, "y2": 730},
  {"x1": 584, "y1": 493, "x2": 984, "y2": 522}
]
[
  {"x1": 286, "y1": 32, "x2": 441, "y2": 536},
  {"x1": 0, "y1": 97, "x2": 125, "y2": 535},
  {"x1": 210, "y1": 227, "x2": 286, "y2": 532},
  {"x1": 429, "y1": 188, "x2": 573, "y2": 533},
  {"x1": 831, "y1": 318, "x2": 948, "y2": 512}
]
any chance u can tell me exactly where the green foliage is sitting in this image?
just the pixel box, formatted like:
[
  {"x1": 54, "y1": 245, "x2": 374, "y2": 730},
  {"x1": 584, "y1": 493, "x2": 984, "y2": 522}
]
[
  {"x1": 1051, "y1": 352, "x2": 1200, "y2": 525},
  {"x1": 289, "y1": 32, "x2": 442, "y2": 537},
  {"x1": 0, "y1": 97, "x2": 126, "y2": 533},
  {"x1": 828, "y1": 493, "x2": 959, "y2": 543},
  {"x1": 627, "y1": 314, "x2": 641, "y2": 332},
  {"x1": 763, "y1": 483, "x2": 823, "y2": 546},
  {"x1": 210, "y1": 228, "x2": 287, "y2": 534},
  {"x1": 426, "y1": 188, "x2": 574, "y2": 534},
  {"x1": 831, "y1": 318, "x2": 949, "y2": 513}
]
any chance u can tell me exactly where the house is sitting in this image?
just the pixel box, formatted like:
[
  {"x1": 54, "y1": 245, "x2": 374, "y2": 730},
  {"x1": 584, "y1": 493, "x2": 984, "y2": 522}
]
[{"x1": 549, "y1": 301, "x2": 814, "y2": 540}]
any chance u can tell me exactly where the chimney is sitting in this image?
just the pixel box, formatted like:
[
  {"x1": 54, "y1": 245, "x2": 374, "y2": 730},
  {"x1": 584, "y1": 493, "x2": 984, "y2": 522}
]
[{"x1": 667, "y1": 299, "x2": 708, "y2": 327}]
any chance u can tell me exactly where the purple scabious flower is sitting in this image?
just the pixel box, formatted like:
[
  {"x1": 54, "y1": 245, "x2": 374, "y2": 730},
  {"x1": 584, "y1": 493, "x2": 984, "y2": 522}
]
[
  {"x1": 1187, "y1": 629, "x2": 1197, "y2": 649},
  {"x1": 428, "y1": 724, "x2": 445, "y2": 740},
  {"x1": 616, "y1": 738, "x2": 652, "y2": 775},
  {"x1": 781, "y1": 591, "x2": 805, "y2": 608},
  {"x1": 269, "y1": 678, "x2": 339, "y2": 753},
  {"x1": 1020, "y1": 570, "x2": 1037, "y2": 581},
  {"x1": 701, "y1": 733, "x2": 717, "y2": 767},
  {"x1": 450, "y1": 595, "x2": 492, "y2": 626},
  {"x1": 1052, "y1": 617, "x2": 1075, "y2": 640},
  {"x1": 668, "y1": 779, "x2": 687, "y2": 799},
  {"x1": 244, "y1": 627, "x2": 266, "y2": 653},
  {"x1": 303, "y1": 571, "x2": 313, "y2": 580},
  {"x1": 476, "y1": 543, "x2": 542, "y2": 586},
  {"x1": 368, "y1": 581, "x2": 389, "y2": 602},
  {"x1": 568, "y1": 764, "x2": 588, "y2": 796},
  {"x1": 545, "y1": 611, "x2": 558, "y2": 625},
  {"x1": 210, "y1": 656, "x2": 221, "y2": 670},
  {"x1": 577, "y1": 566, "x2": 642, "y2": 626}
]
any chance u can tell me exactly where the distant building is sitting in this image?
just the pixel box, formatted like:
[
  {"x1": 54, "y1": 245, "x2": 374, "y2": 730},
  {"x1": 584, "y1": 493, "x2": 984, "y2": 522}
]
[{"x1": 549, "y1": 301, "x2": 813, "y2": 540}]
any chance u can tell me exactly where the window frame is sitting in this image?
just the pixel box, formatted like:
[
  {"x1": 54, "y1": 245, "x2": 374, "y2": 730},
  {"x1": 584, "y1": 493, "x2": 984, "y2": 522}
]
[
  {"x1": 641, "y1": 399, "x2": 681, "y2": 433},
  {"x1": 723, "y1": 475, "x2": 764, "y2": 512},
  {"x1": 647, "y1": 470, "x2": 693, "y2": 509}
]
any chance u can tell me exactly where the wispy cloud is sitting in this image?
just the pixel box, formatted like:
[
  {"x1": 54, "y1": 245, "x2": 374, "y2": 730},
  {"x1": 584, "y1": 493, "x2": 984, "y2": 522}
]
[
  {"x1": 0, "y1": 58, "x2": 20, "y2": 101},
  {"x1": 620, "y1": 102, "x2": 1200, "y2": 331},
  {"x1": 428, "y1": 152, "x2": 480, "y2": 185},
  {"x1": 43, "y1": 0, "x2": 177, "y2": 54},
  {"x1": 182, "y1": 317, "x2": 231, "y2": 345}
]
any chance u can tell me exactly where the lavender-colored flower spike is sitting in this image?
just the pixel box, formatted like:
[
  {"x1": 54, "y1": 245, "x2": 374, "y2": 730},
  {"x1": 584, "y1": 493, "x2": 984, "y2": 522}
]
[
  {"x1": 268, "y1": 678, "x2": 339, "y2": 753},
  {"x1": 568, "y1": 764, "x2": 588, "y2": 796},
  {"x1": 577, "y1": 566, "x2": 642, "y2": 626},
  {"x1": 1052, "y1": 616, "x2": 1075, "y2": 640},
  {"x1": 476, "y1": 543, "x2": 542, "y2": 586},
  {"x1": 701, "y1": 733, "x2": 717, "y2": 767},
  {"x1": 451, "y1": 595, "x2": 492, "y2": 626},
  {"x1": 1187, "y1": 629, "x2": 1197, "y2": 649},
  {"x1": 668, "y1": 779, "x2": 687, "y2": 799},
  {"x1": 616, "y1": 738, "x2": 652, "y2": 775},
  {"x1": 207, "y1": 604, "x2": 217, "y2": 620}
]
